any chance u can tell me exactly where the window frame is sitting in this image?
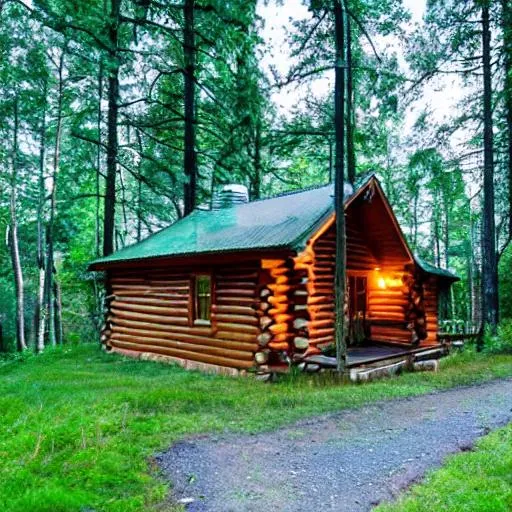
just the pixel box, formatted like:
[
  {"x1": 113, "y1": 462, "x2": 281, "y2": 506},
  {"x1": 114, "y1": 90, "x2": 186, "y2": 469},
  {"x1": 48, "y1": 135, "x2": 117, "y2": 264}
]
[{"x1": 191, "y1": 273, "x2": 213, "y2": 327}]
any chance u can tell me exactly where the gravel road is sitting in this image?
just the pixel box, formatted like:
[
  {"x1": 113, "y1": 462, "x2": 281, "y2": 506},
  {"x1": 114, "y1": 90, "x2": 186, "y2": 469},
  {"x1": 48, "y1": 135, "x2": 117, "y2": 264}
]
[{"x1": 157, "y1": 379, "x2": 512, "y2": 511}]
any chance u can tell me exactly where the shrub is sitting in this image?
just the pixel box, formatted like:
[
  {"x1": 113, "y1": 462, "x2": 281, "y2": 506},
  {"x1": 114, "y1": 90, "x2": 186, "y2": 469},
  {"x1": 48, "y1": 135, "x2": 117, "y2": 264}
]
[{"x1": 483, "y1": 319, "x2": 512, "y2": 354}]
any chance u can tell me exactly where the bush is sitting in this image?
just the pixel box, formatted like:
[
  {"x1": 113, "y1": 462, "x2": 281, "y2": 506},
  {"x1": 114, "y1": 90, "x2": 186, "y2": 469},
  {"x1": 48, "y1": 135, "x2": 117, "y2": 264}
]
[
  {"x1": 483, "y1": 320, "x2": 512, "y2": 354},
  {"x1": 499, "y1": 245, "x2": 512, "y2": 319}
]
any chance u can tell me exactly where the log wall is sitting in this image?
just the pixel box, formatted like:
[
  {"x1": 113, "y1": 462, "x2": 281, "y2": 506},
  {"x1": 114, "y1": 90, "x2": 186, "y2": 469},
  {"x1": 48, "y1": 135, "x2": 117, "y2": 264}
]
[
  {"x1": 292, "y1": 220, "x2": 335, "y2": 356},
  {"x1": 102, "y1": 228, "x2": 442, "y2": 372},
  {"x1": 291, "y1": 211, "x2": 433, "y2": 350},
  {"x1": 104, "y1": 263, "x2": 261, "y2": 369},
  {"x1": 369, "y1": 274, "x2": 411, "y2": 344},
  {"x1": 255, "y1": 258, "x2": 298, "y2": 370},
  {"x1": 423, "y1": 276, "x2": 439, "y2": 345}
]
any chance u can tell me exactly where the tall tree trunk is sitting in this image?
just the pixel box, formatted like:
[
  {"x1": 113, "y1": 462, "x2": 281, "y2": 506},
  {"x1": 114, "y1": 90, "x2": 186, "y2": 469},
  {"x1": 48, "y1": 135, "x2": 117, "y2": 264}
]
[
  {"x1": 252, "y1": 120, "x2": 261, "y2": 199},
  {"x1": 93, "y1": 62, "x2": 104, "y2": 342},
  {"x1": 96, "y1": 62, "x2": 103, "y2": 258},
  {"x1": 334, "y1": 0, "x2": 347, "y2": 373},
  {"x1": 328, "y1": 138, "x2": 333, "y2": 183},
  {"x1": 470, "y1": 209, "x2": 481, "y2": 326},
  {"x1": 103, "y1": 0, "x2": 121, "y2": 256},
  {"x1": 413, "y1": 193, "x2": 419, "y2": 250},
  {"x1": 444, "y1": 203, "x2": 450, "y2": 269},
  {"x1": 54, "y1": 279, "x2": 63, "y2": 345},
  {"x1": 183, "y1": 0, "x2": 197, "y2": 216},
  {"x1": 9, "y1": 97, "x2": 27, "y2": 352},
  {"x1": 136, "y1": 128, "x2": 144, "y2": 242},
  {"x1": 466, "y1": 242, "x2": 474, "y2": 325},
  {"x1": 36, "y1": 81, "x2": 48, "y2": 352},
  {"x1": 346, "y1": 13, "x2": 356, "y2": 186},
  {"x1": 480, "y1": 1, "x2": 499, "y2": 345},
  {"x1": 137, "y1": 174, "x2": 143, "y2": 242},
  {"x1": 434, "y1": 203, "x2": 441, "y2": 267},
  {"x1": 118, "y1": 165, "x2": 129, "y2": 246},
  {"x1": 503, "y1": 0, "x2": 512, "y2": 245},
  {"x1": 45, "y1": 45, "x2": 66, "y2": 347}
]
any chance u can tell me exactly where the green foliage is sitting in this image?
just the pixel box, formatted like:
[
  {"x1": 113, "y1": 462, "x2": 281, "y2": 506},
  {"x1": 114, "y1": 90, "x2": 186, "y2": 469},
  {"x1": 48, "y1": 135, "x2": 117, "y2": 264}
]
[
  {"x1": 499, "y1": 244, "x2": 512, "y2": 319},
  {"x1": 0, "y1": 0, "x2": 508, "y2": 353},
  {"x1": 0, "y1": 345, "x2": 511, "y2": 511},
  {"x1": 483, "y1": 319, "x2": 512, "y2": 355}
]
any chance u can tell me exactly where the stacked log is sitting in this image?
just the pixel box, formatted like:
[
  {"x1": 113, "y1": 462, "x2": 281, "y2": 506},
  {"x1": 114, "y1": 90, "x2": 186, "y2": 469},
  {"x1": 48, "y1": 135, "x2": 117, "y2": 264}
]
[
  {"x1": 105, "y1": 265, "x2": 259, "y2": 370},
  {"x1": 423, "y1": 276, "x2": 439, "y2": 345},
  {"x1": 256, "y1": 259, "x2": 295, "y2": 368},
  {"x1": 309, "y1": 242, "x2": 335, "y2": 350},
  {"x1": 369, "y1": 272, "x2": 410, "y2": 344},
  {"x1": 403, "y1": 271, "x2": 427, "y2": 344},
  {"x1": 292, "y1": 216, "x2": 379, "y2": 356},
  {"x1": 283, "y1": 261, "x2": 310, "y2": 358},
  {"x1": 296, "y1": 224, "x2": 337, "y2": 355},
  {"x1": 346, "y1": 215, "x2": 380, "y2": 271}
]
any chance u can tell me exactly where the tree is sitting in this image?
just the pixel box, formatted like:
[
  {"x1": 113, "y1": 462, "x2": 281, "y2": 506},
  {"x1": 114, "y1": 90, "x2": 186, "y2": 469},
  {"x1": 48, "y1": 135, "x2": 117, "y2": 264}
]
[
  {"x1": 103, "y1": 0, "x2": 121, "y2": 256},
  {"x1": 8, "y1": 97, "x2": 27, "y2": 352},
  {"x1": 501, "y1": 0, "x2": 512, "y2": 249},
  {"x1": 183, "y1": 0, "x2": 197, "y2": 215},
  {"x1": 480, "y1": 0, "x2": 498, "y2": 340},
  {"x1": 404, "y1": 0, "x2": 512, "y2": 334},
  {"x1": 333, "y1": 0, "x2": 347, "y2": 373}
]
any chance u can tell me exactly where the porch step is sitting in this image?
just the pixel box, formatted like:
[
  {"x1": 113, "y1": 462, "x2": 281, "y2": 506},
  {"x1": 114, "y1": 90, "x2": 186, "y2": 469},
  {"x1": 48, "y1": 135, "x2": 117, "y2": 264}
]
[{"x1": 350, "y1": 360, "x2": 406, "y2": 383}]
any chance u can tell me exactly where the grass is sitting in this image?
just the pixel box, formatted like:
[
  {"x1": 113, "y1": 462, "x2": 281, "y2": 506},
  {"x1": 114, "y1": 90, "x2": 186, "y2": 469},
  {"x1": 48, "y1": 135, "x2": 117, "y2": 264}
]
[
  {"x1": 0, "y1": 344, "x2": 511, "y2": 511},
  {"x1": 376, "y1": 424, "x2": 512, "y2": 512}
]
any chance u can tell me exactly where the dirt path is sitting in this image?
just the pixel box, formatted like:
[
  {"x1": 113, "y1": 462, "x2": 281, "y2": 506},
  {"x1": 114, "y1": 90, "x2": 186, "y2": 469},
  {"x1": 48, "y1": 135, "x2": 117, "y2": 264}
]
[{"x1": 157, "y1": 379, "x2": 512, "y2": 511}]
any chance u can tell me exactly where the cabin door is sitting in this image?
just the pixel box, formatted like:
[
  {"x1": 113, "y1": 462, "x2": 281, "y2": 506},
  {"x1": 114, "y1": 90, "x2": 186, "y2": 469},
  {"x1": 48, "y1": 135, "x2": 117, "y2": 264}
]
[{"x1": 348, "y1": 275, "x2": 368, "y2": 346}]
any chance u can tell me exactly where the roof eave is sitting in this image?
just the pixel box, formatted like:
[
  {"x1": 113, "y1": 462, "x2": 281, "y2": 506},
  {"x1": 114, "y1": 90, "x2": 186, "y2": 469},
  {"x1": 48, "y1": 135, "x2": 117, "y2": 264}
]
[{"x1": 88, "y1": 246, "x2": 297, "y2": 271}]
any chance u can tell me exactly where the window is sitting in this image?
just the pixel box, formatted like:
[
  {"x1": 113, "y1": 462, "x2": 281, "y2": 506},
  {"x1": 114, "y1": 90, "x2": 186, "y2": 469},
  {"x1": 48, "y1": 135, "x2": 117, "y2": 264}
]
[{"x1": 194, "y1": 275, "x2": 212, "y2": 324}]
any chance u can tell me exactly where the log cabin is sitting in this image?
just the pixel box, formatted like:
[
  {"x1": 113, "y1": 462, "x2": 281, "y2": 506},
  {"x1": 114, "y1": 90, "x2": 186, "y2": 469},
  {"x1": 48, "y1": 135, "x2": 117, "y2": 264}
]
[{"x1": 89, "y1": 175, "x2": 458, "y2": 375}]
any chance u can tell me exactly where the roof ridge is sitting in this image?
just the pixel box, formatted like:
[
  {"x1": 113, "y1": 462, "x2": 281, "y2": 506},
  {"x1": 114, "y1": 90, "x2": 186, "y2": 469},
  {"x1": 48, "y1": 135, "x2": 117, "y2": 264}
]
[{"x1": 248, "y1": 181, "x2": 333, "y2": 204}]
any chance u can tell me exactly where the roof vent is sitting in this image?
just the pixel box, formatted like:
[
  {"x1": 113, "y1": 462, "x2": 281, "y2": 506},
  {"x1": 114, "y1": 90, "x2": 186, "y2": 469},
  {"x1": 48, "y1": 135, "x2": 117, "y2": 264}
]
[{"x1": 212, "y1": 184, "x2": 249, "y2": 209}]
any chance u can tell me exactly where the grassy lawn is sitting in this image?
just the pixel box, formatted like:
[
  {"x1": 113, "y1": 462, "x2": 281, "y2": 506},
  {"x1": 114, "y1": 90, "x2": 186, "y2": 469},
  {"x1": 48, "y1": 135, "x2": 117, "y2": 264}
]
[
  {"x1": 377, "y1": 424, "x2": 512, "y2": 512},
  {"x1": 0, "y1": 344, "x2": 511, "y2": 511}
]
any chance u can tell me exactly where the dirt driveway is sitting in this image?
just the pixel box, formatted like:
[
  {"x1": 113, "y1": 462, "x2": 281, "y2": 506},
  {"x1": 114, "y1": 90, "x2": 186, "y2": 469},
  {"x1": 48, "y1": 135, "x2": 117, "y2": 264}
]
[{"x1": 157, "y1": 379, "x2": 512, "y2": 511}]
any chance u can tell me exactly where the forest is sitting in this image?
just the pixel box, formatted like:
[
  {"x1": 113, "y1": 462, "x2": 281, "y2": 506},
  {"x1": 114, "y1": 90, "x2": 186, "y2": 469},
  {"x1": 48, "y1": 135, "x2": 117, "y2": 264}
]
[{"x1": 0, "y1": 0, "x2": 511, "y2": 354}]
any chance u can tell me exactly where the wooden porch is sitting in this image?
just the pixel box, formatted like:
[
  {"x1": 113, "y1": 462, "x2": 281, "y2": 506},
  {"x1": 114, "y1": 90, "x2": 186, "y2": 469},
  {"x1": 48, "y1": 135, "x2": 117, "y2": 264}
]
[{"x1": 301, "y1": 342, "x2": 448, "y2": 381}]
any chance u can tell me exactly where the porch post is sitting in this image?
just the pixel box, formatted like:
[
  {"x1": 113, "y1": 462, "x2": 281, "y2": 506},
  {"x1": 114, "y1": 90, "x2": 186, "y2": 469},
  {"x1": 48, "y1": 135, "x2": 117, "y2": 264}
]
[{"x1": 334, "y1": 0, "x2": 347, "y2": 373}]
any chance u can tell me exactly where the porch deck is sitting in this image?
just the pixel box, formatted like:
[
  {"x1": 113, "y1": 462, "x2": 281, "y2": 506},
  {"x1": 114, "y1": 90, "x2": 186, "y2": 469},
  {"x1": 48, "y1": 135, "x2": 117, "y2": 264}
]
[{"x1": 303, "y1": 343, "x2": 447, "y2": 370}]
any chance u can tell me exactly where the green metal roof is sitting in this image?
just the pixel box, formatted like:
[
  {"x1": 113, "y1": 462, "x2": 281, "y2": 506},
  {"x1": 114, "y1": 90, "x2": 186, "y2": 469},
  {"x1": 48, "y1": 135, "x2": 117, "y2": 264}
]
[
  {"x1": 88, "y1": 174, "x2": 459, "y2": 282},
  {"x1": 414, "y1": 254, "x2": 459, "y2": 281},
  {"x1": 89, "y1": 181, "x2": 342, "y2": 269}
]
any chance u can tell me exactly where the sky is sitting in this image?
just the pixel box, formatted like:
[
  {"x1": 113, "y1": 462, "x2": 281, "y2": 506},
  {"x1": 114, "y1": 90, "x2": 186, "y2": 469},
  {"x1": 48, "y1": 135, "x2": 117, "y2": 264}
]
[{"x1": 256, "y1": 0, "x2": 464, "y2": 148}]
